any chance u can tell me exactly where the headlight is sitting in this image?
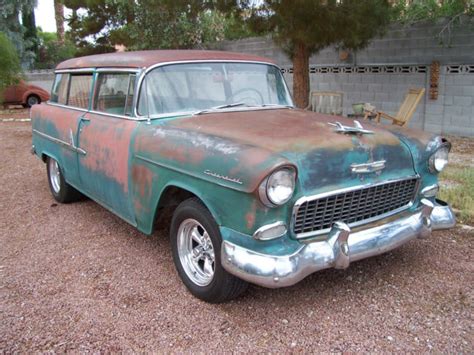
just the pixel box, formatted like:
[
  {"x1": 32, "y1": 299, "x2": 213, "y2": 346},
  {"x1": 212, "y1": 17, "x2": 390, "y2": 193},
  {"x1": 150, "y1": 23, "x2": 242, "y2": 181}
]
[
  {"x1": 429, "y1": 145, "x2": 450, "y2": 173},
  {"x1": 259, "y1": 167, "x2": 296, "y2": 207}
]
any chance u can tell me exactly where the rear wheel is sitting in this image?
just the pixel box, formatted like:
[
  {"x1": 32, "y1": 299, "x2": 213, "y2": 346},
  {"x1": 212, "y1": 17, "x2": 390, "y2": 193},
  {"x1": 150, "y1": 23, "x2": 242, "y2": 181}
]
[
  {"x1": 46, "y1": 157, "x2": 81, "y2": 203},
  {"x1": 170, "y1": 198, "x2": 248, "y2": 303}
]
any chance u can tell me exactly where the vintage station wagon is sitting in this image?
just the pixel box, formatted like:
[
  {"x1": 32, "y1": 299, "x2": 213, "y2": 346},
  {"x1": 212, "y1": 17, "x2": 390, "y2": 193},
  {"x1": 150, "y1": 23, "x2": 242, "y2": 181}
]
[{"x1": 31, "y1": 50, "x2": 455, "y2": 302}]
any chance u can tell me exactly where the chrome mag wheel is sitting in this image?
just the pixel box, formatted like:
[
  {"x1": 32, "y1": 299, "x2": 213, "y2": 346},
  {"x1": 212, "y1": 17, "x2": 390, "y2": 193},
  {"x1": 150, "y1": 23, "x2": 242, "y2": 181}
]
[
  {"x1": 48, "y1": 158, "x2": 61, "y2": 194},
  {"x1": 177, "y1": 218, "x2": 215, "y2": 286}
]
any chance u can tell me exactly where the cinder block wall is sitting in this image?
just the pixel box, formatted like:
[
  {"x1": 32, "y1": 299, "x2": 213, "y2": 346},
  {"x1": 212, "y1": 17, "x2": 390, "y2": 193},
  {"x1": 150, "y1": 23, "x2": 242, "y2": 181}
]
[
  {"x1": 209, "y1": 17, "x2": 474, "y2": 137},
  {"x1": 25, "y1": 70, "x2": 54, "y2": 91}
]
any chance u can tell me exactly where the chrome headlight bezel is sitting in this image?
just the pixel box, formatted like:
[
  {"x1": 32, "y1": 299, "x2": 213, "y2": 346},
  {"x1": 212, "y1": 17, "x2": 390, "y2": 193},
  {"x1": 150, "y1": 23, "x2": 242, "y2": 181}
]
[
  {"x1": 428, "y1": 142, "x2": 451, "y2": 173},
  {"x1": 258, "y1": 167, "x2": 296, "y2": 207}
]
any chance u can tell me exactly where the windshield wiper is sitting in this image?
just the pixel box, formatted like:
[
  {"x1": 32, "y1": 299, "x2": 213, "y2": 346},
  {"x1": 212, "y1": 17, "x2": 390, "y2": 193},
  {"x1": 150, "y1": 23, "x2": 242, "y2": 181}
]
[
  {"x1": 194, "y1": 102, "x2": 247, "y2": 115},
  {"x1": 258, "y1": 104, "x2": 294, "y2": 109}
]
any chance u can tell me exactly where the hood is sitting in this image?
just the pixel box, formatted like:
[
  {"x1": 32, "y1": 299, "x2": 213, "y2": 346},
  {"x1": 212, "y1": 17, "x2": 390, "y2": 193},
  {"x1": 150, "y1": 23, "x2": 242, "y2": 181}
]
[{"x1": 170, "y1": 109, "x2": 417, "y2": 193}]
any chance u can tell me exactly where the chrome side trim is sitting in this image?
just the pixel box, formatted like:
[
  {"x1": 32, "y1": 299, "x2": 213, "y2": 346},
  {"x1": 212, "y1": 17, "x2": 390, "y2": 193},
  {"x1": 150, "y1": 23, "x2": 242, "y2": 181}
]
[
  {"x1": 32, "y1": 129, "x2": 86, "y2": 155},
  {"x1": 135, "y1": 154, "x2": 245, "y2": 192},
  {"x1": 291, "y1": 175, "x2": 420, "y2": 239},
  {"x1": 204, "y1": 169, "x2": 243, "y2": 185},
  {"x1": 222, "y1": 199, "x2": 450, "y2": 289},
  {"x1": 46, "y1": 102, "x2": 88, "y2": 113},
  {"x1": 55, "y1": 68, "x2": 96, "y2": 73},
  {"x1": 94, "y1": 67, "x2": 141, "y2": 73},
  {"x1": 88, "y1": 110, "x2": 135, "y2": 120}
]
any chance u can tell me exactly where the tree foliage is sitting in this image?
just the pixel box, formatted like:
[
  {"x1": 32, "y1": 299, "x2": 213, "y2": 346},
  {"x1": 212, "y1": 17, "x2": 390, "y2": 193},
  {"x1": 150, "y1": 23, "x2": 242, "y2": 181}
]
[
  {"x1": 63, "y1": 0, "x2": 251, "y2": 55},
  {"x1": 248, "y1": 0, "x2": 392, "y2": 108},
  {"x1": 35, "y1": 28, "x2": 76, "y2": 69},
  {"x1": 393, "y1": 0, "x2": 473, "y2": 46},
  {"x1": 394, "y1": 0, "x2": 473, "y2": 23},
  {"x1": 0, "y1": 0, "x2": 37, "y2": 68},
  {"x1": 0, "y1": 32, "x2": 22, "y2": 103}
]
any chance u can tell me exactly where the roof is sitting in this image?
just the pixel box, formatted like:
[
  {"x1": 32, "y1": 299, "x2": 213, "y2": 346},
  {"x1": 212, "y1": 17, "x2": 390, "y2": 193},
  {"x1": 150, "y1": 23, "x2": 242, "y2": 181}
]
[{"x1": 56, "y1": 50, "x2": 275, "y2": 70}]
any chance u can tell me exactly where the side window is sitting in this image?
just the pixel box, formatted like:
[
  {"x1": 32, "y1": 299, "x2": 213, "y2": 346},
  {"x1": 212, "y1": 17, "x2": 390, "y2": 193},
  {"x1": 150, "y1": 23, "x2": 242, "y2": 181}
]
[
  {"x1": 94, "y1": 73, "x2": 136, "y2": 116},
  {"x1": 68, "y1": 74, "x2": 93, "y2": 109},
  {"x1": 50, "y1": 73, "x2": 69, "y2": 104}
]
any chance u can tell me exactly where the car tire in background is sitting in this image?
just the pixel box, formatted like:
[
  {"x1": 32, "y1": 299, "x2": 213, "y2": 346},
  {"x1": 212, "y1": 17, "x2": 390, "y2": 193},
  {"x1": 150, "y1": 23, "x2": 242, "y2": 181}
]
[
  {"x1": 170, "y1": 197, "x2": 248, "y2": 303},
  {"x1": 25, "y1": 95, "x2": 40, "y2": 108}
]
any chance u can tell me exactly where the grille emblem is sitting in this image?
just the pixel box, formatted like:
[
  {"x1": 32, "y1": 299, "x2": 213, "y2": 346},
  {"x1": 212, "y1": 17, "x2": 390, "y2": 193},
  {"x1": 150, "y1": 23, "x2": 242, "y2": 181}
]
[{"x1": 350, "y1": 160, "x2": 386, "y2": 174}]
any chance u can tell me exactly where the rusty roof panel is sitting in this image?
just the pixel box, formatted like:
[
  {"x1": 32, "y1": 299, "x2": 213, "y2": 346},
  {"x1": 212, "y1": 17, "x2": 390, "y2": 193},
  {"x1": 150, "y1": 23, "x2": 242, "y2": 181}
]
[{"x1": 56, "y1": 50, "x2": 275, "y2": 70}]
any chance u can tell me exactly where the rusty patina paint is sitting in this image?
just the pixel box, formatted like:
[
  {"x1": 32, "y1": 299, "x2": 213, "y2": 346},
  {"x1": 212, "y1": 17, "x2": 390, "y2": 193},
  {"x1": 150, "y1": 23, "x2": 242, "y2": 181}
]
[
  {"x1": 56, "y1": 50, "x2": 275, "y2": 70},
  {"x1": 131, "y1": 164, "x2": 155, "y2": 216},
  {"x1": 168, "y1": 109, "x2": 416, "y2": 192},
  {"x1": 32, "y1": 52, "x2": 446, "y2": 256},
  {"x1": 129, "y1": 107, "x2": 421, "y2": 238},
  {"x1": 75, "y1": 112, "x2": 138, "y2": 220},
  {"x1": 78, "y1": 112, "x2": 136, "y2": 193}
]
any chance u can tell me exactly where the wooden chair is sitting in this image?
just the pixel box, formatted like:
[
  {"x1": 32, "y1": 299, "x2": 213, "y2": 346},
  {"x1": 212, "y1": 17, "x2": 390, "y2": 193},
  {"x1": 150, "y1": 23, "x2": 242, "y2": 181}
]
[
  {"x1": 309, "y1": 91, "x2": 343, "y2": 115},
  {"x1": 365, "y1": 88, "x2": 425, "y2": 126}
]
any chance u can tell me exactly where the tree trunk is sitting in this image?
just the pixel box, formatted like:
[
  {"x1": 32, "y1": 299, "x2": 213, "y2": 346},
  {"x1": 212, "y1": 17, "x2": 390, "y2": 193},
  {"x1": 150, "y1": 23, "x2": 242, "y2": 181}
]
[
  {"x1": 292, "y1": 42, "x2": 310, "y2": 109},
  {"x1": 22, "y1": 4, "x2": 38, "y2": 54},
  {"x1": 54, "y1": 0, "x2": 65, "y2": 44}
]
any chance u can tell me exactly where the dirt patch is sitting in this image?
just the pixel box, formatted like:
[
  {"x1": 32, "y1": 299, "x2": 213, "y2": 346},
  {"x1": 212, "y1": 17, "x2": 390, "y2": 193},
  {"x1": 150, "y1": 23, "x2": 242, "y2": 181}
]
[
  {"x1": 1, "y1": 121, "x2": 473, "y2": 352},
  {"x1": 0, "y1": 107, "x2": 30, "y2": 120}
]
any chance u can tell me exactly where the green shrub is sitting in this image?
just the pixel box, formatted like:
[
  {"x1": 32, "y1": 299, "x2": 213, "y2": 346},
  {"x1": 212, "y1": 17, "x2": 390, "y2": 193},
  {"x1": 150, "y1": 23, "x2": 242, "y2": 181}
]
[{"x1": 0, "y1": 32, "x2": 22, "y2": 103}]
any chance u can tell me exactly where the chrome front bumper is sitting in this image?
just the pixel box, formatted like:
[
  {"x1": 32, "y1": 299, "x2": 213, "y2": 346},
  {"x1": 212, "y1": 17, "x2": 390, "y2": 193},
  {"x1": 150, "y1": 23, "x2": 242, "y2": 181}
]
[{"x1": 222, "y1": 199, "x2": 455, "y2": 288}]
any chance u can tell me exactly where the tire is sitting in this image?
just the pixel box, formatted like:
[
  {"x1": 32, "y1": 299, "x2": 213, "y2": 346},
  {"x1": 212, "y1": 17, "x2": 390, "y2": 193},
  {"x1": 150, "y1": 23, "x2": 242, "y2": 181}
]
[
  {"x1": 170, "y1": 198, "x2": 248, "y2": 303},
  {"x1": 46, "y1": 157, "x2": 82, "y2": 203},
  {"x1": 26, "y1": 95, "x2": 40, "y2": 107}
]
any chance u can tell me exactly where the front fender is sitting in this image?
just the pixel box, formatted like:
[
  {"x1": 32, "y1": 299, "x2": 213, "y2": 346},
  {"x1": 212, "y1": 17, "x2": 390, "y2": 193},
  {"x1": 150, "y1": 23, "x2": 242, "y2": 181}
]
[
  {"x1": 133, "y1": 120, "x2": 294, "y2": 194},
  {"x1": 22, "y1": 90, "x2": 38, "y2": 104},
  {"x1": 129, "y1": 153, "x2": 291, "y2": 236}
]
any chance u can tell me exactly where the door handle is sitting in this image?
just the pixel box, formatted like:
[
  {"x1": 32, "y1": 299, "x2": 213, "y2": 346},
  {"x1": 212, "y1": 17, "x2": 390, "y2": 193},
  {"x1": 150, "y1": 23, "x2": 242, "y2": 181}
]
[{"x1": 80, "y1": 117, "x2": 90, "y2": 122}]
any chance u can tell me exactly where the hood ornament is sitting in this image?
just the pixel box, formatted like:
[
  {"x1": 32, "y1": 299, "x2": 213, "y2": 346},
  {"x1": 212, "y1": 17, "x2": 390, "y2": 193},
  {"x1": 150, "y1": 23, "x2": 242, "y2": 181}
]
[{"x1": 329, "y1": 120, "x2": 374, "y2": 135}]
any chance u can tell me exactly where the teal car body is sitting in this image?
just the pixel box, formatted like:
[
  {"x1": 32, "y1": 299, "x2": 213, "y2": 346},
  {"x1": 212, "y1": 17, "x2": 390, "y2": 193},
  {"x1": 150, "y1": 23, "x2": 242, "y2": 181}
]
[{"x1": 31, "y1": 50, "x2": 455, "y2": 291}]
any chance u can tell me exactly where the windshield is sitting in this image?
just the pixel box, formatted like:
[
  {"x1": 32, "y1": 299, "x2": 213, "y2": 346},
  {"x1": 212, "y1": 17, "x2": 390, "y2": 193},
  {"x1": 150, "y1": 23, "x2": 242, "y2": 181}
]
[{"x1": 138, "y1": 62, "x2": 293, "y2": 116}]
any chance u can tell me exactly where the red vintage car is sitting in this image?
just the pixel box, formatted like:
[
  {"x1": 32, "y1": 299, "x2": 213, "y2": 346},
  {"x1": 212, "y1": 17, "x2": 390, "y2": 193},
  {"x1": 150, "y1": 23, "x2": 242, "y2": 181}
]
[{"x1": 2, "y1": 80, "x2": 50, "y2": 107}]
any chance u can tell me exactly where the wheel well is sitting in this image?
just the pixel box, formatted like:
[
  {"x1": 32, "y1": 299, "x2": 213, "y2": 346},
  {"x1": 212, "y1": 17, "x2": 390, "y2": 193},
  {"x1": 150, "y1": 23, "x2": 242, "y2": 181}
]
[
  {"x1": 153, "y1": 186, "x2": 197, "y2": 232},
  {"x1": 41, "y1": 153, "x2": 48, "y2": 163}
]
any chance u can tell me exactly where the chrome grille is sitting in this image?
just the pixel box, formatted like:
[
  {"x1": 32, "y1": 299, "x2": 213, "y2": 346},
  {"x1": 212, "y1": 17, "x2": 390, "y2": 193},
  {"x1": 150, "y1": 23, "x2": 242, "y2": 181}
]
[{"x1": 293, "y1": 177, "x2": 419, "y2": 237}]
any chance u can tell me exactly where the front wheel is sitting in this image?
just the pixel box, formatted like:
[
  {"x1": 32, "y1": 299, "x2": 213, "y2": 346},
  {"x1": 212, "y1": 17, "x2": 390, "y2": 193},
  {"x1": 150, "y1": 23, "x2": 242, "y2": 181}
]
[
  {"x1": 46, "y1": 157, "x2": 81, "y2": 203},
  {"x1": 170, "y1": 198, "x2": 248, "y2": 303}
]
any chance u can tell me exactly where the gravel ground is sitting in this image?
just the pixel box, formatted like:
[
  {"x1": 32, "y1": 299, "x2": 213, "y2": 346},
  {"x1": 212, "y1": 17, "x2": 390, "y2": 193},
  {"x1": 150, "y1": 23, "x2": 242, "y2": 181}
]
[{"x1": 1, "y1": 118, "x2": 473, "y2": 352}]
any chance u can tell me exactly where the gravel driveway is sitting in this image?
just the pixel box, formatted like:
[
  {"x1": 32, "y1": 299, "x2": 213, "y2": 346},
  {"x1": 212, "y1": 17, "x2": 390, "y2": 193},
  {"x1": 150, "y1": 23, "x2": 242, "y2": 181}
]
[{"x1": 1, "y1": 120, "x2": 472, "y2": 352}]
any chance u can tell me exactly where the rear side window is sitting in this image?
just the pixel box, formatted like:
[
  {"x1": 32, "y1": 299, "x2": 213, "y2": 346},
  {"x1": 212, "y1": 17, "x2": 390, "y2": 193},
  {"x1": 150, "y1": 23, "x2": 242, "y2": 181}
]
[
  {"x1": 50, "y1": 73, "x2": 69, "y2": 104},
  {"x1": 68, "y1": 74, "x2": 93, "y2": 109},
  {"x1": 94, "y1": 73, "x2": 136, "y2": 116}
]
